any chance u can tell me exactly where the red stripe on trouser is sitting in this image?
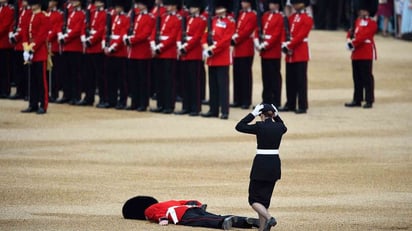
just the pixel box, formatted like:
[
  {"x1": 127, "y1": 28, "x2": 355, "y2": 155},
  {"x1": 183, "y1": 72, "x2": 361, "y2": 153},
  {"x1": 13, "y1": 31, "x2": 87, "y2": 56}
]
[{"x1": 42, "y1": 61, "x2": 49, "y2": 110}]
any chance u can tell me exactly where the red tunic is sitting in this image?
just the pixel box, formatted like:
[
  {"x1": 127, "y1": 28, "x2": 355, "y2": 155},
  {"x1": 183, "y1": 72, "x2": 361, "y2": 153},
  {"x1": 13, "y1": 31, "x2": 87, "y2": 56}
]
[
  {"x1": 233, "y1": 9, "x2": 257, "y2": 58},
  {"x1": 179, "y1": 14, "x2": 207, "y2": 61},
  {"x1": 63, "y1": 7, "x2": 85, "y2": 52},
  {"x1": 151, "y1": 4, "x2": 166, "y2": 16},
  {"x1": 13, "y1": 7, "x2": 32, "y2": 51},
  {"x1": 202, "y1": 15, "x2": 236, "y2": 66},
  {"x1": 347, "y1": 17, "x2": 377, "y2": 60},
  {"x1": 284, "y1": 11, "x2": 313, "y2": 63},
  {"x1": 24, "y1": 11, "x2": 50, "y2": 62},
  {"x1": 150, "y1": 12, "x2": 181, "y2": 59},
  {"x1": 257, "y1": 11, "x2": 284, "y2": 59},
  {"x1": 128, "y1": 11, "x2": 155, "y2": 59},
  {"x1": 106, "y1": 12, "x2": 129, "y2": 58},
  {"x1": 47, "y1": 8, "x2": 63, "y2": 53},
  {"x1": 144, "y1": 200, "x2": 202, "y2": 224},
  {"x1": 85, "y1": 7, "x2": 105, "y2": 54},
  {"x1": 0, "y1": 3, "x2": 14, "y2": 49}
]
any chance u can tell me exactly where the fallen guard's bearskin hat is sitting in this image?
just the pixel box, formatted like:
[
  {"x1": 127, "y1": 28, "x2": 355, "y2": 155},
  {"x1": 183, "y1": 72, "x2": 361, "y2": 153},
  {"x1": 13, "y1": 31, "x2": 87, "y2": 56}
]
[
  {"x1": 122, "y1": 196, "x2": 158, "y2": 220},
  {"x1": 136, "y1": 0, "x2": 154, "y2": 10},
  {"x1": 290, "y1": 0, "x2": 310, "y2": 7},
  {"x1": 358, "y1": 0, "x2": 378, "y2": 17}
]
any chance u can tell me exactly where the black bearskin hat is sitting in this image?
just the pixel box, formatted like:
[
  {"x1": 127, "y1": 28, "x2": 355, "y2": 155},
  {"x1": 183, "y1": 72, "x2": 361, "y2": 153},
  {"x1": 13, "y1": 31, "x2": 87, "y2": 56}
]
[
  {"x1": 113, "y1": 0, "x2": 131, "y2": 11},
  {"x1": 266, "y1": 0, "x2": 282, "y2": 11},
  {"x1": 136, "y1": 0, "x2": 154, "y2": 10},
  {"x1": 358, "y1": 0, "x2": 378, "y2": 17},
  {"x1": 163, "y1": 0, "x2": 179, "y2": 6},
  {"x1": 122, "y1": 196, "x2": 158, "y2": 220},
  {"x1": 290, "y1": 0, "x2": 310, "y2": 7},
  {"x1": 215, "y1": 0, "x2": 232, "y2": 12},
  {"x1": 28, "y1": 0, "x2": 48, "y2": 10},
  {"x1": 185, "y1": 0, "x2": 202, "y2": 9}
]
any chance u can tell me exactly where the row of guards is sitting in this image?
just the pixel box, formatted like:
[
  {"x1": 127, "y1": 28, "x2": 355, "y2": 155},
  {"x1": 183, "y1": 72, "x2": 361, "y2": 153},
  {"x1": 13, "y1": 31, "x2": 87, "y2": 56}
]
[{"x1": 0, "y1": 0, "x2": 378, "y2": 117}]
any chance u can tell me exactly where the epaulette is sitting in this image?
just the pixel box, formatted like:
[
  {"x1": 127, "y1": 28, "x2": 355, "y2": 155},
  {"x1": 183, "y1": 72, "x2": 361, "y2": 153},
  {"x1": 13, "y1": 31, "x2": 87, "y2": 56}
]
[
  {"x1": 148, "y1": 13, "x2": 154, "y2": 18},
  {"x1": 43, "y1": 11, "x2": 50, "y2": 16},
  {"x1": 227, "y1": 15, "x2": 235, "y2": 23},
  {"x1": 176, "y1": 14, "x2": 182, "y2": 20},
  {"x1": 200, "y1": 15, "x2": 207, "y2": 21}
]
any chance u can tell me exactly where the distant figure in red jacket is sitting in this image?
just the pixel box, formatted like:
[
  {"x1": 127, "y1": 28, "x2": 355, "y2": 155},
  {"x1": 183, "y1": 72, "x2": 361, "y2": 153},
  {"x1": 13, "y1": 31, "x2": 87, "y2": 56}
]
[
  {"x1": 21, "y1": 0, "x2": 50, "y2": 114},
  {"x1": 122, "y1": 196, "x2": 260, "y2": 230},
  {"x1": 279, "y1": 0, "x2": 313, "y2": 114},
  {"x1": 345, "y1": 0, "x2": 378, "y2": 109}
]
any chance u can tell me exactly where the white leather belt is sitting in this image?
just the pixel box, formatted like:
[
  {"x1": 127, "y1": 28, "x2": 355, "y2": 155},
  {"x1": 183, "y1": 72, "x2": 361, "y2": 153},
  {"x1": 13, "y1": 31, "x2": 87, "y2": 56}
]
[
  {"x1": 364, "y1": 39, "x2": 371, "y2": 43},
  {"x1": 160, "y1": 35, "x2": 169, "y2": 41},
  {"x1": 263, "y1": 34, "x2": 272, "y2": 39},
  {"x1": 111, "y1": 35, "x2": 120, "y2": 39},
  {"x1": 256, "y1": 149, "x2": 279, "y2": 155}
]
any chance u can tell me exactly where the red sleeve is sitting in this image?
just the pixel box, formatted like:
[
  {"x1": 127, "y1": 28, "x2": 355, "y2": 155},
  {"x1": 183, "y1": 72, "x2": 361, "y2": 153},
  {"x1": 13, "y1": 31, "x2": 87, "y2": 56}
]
[
  {"x1": 130, "y1": 15, "x2": 154, "y2": 44},
  {"x1": 48, "y1": 12, "x2": 63, "y2": 42},
  {"x1": 88, "y1": 12, "x2": 106, "y2": 45},
  {"x1": 32, "y1": 13, "x2": 50, "y2": 52},
  {"x1": 287, "y1": 15, "x2": 312, "y2": 50},
  {"x1": 65, "y1": 12, "x2": 85, "y2": 43},
  {"x1": 352, "y1": 20, "x2": 377, "y2": 48},
  {"x1": 212, "y1": 18, "x2": 235, "y2": 55},
  {"x1": 235, "y1": 13, "x2": 257, "y2": 44},
  {"x1": 160, "y1": 16, "x2": 181, "y2": 49},
  {"x1": 185, "y1": 18, "x2": 206, "y2": 52},
  {"x1": 0, "y1": 7, "x2": 14, "y2": 36},
  {"x1": 264, "y1": 15, "x2": 283, "y2": 50}
]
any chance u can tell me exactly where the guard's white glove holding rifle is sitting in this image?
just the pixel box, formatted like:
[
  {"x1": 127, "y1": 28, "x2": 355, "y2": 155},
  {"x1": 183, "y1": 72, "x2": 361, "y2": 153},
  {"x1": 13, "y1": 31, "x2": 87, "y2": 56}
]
[
  {"x1": 271, "y1": 104, "x2": 279, "y2": 117},
  {"x1": 251, "y1": 104, "x2": 264, "y2": 117}
]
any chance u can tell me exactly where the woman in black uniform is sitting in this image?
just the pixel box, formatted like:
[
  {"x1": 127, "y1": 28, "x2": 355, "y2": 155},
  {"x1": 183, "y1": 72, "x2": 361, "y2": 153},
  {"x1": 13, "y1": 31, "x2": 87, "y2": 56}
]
[{"x1": 235, "y1": 104, "x2": 287, "y2": 231}]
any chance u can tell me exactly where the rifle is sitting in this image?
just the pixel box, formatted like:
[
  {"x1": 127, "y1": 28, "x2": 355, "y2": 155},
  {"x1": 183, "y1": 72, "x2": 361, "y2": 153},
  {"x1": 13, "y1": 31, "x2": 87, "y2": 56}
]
[
  {"x1": 281, "y1": 0, "x2": 290, "y2": 42},
  {"x1": 255, "y1": 0, "x2": 262, "y2": 43},
  {"x1": 349, "y1": 0, "x2": 356, "y2": 39},
  {"x1": 233, "y1": 0, "x2": 239, "y2": 22},
  {"x1": 12, "y1": 0, "x2": 19, "y2": 33},
  {"x1": 181, "y1": 0, "x2": 187, "y2": 44},
  {"x1": 206, "y1": 0, "x2": 214, "y2": 46},
  {"x1": 85, "y1": 5, "x2": 91, "y2": 37},
  {"x1": 154, "y1": 3, "x2": 161, "y2": 44},
  {"x1": 128, "y1": 1, "x2": 135, "y2": 36},
  {"x1": 105, "y1": 0, "x2": 112, "y2": 49},
  {"x1": 60, "y1": 4, "x2": 68, "y2": 54}
]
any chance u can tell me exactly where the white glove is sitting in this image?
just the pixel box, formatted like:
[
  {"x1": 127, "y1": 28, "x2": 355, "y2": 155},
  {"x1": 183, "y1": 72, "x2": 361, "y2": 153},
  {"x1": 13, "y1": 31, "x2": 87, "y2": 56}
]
[
  {"x1": 23, "y1": 51, "x2": 32, "y2": 62},
  {"x1": 202, "y1": 49, "x2": 211, "y2": 59},
  {"x1": 271, "y1": 104, "x2": 279, "y2": 117},
  {"x1": 80, "y1": 35, "x2": 86, "y2": 43},
  {"x1": 150, "y1": 41, "x2": 156, "y2": 51},
  {"x1": 346, "y1": 39, "x2": 354, "y2": 51},
  {"x1": 251, "y1": 104, "x2": 264, "y2": 117},
  {"x1": 57, "y1": 32, "x2": 66, "y2": 43},
  {"x1": 8, "y1": 32, "x2": 14, "y2": 39}
]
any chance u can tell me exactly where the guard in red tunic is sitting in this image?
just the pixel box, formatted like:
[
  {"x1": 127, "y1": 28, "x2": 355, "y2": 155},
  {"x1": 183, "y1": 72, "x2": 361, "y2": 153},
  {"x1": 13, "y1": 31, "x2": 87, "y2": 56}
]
[
  {"x1": 9, "y1": 0, "x2": 32, "y2": 100},
  {"x1": 123, "y1": 0, "x2": 154, "y2": 111},
  {"x1": 77, "y1": 0, "x2": 106, "y2": 106},
  {"x1": 201, "y1": 0, "x2": 235, "y2": 120},
  {"x1": 0, "y1": 0, "x2": 15, "y2": 98},
  {"x1": 122, "y1": 196, "x2": 259, "y2": 230},
  {"x1": 47, "y1": 0, "x2": 63, "y2": 102},
  {"x1": 56, "y1": 0, "x2": 85, "y2": 104},
  {"x1": 254, "y1": 0, "x2": 284, "y2": 107},
  {"x1": 345, "y1": 0, "x2": 378, "y2": 109},
  {"x1": 231, "y1": 0, "x2": 257, "y2": 110},
  {"x1": 279, "y1": 0, "x2": 313, "y2": 114},
  {"x1": 103, "y1": 0, "x2": 130, "y2": 109},
  {"x1": 149, "y1": 0, "x2": 181, "y2": 114},
  {"x1": 149, "y1": 0, "x2": 166, "y2": 100},
  {"x1": 20, "y1": 0, "x2": 50, "y2": 114},
  {"x1": 174, "y1": 0, "x2": 207, "y2": 116}
]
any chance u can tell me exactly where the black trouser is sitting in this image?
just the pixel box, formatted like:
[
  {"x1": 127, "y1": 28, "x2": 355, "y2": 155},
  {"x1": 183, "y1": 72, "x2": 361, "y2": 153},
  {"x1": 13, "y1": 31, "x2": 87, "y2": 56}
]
[
  {"x1": 0, "y1": 48, "x2": 12, "y2": 97},
  {"x1": 12, "y1": 50, "x2": 28, "y2": 97},
  {"x1": 97, "y1": 56, "x2": 108, "y2": 104},
  {"x1": 285, "y1": 61, "x2": 308, "y2": 110},
  {"x1": 352, "y1": 60, "x2": 374, "y2": 104},
  {"x1": 233, "y1": 56, "x2": 254, "y2": 107},
  {"x1": 82, "y1": 53, "x2": 104, "y2": 103},
  {"x1": 107, "y1": 56, "x2": 127, "y2": 106},
  {"x1": 200, "y1": 61, "x2": 206, "y2": 101},
  {"x1": 27, "y1": 61, "x2": 48, "y2": 110},
  {"x1": 61, "y1": 51, "x2": 82, "y2": 101},
  {"x1": 261, "y1": 58, "x2": 282, "y2": 107},
  {"x1": 155, "y1": 58, "x2": 176, "y2": 110},
  {"x1": 48, "y1": 52, "x2": 63, "y2": 99},
  {"x1": 150, "y1": 58, "x2": 159, "y2": 98},
  {"x1": 179, "y1": 208, "x2": 253, "y2": 229},
  {"x1": 128, "y1": 58, "x2": 151, "y2": 108},
  {"x1": 208, "y1": 66, "x2": 229, "y2": 115},
  {"x1": 181, "y1": 60, "x2": 202, "y2": 113}
]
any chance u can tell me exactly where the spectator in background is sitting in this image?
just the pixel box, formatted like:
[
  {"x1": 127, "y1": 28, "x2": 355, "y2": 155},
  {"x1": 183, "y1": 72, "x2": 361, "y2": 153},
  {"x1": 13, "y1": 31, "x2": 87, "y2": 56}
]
[
  {"x1": 314, "y1": 0, "x2": 344, "y2": 30},
  {"x1": 394, "y1": 0, "x2": 404, "y2": 38},
  {"x1": 377, "y1": 0, "x2": 394, "y2": 37},
  {"x1": 401, "y1": 0, "x2": 412, "y2": 38}
]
